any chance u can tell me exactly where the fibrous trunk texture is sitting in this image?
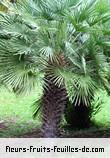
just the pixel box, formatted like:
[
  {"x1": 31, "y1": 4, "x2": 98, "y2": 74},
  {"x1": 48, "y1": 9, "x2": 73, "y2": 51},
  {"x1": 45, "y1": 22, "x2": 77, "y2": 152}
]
[{"x1": 41, "y1": 76, "x2": 67, "y2": 138}]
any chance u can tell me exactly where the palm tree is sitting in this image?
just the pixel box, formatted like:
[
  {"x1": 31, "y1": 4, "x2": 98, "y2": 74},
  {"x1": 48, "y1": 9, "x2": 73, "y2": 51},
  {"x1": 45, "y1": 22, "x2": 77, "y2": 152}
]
[
  {"x1": 64, "y1": 0, "x2": 110, "y2": 128},
  {"x1": 0, "y1": 0, "x2": 79, "y2": 137},
  {"x1": 0, "y1": 0, "x2": 110, "y2": 137}
]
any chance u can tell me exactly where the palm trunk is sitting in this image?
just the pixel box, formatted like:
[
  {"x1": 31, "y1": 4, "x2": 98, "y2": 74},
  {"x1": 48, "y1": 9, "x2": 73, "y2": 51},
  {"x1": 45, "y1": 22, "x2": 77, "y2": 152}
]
[
  {"x1": 41, "y1": 75, "x2": 67, "y2": 138},
  {"x1": 65, "y1": 100, "x2": 91, "y2": 129}
]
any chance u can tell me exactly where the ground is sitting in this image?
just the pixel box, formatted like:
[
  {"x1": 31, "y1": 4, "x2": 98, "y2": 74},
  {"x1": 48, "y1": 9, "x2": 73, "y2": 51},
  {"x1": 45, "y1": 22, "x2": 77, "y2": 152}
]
[
  {"x1": 0, "y1": 87, "x2": 110, "y2": 138},
  {"x1": 18, "y1": 127, "x2": 110, "y2": 138}
]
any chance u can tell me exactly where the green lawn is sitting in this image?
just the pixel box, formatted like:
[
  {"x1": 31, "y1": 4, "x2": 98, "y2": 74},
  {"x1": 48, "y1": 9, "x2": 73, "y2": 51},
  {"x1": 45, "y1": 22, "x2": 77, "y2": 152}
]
[
  {"x1": 0, "y1": 86, "x2": 42, "y2": 137},
  {"x1": 92, "y1": 89, "x2": 110, "y2": 127}
]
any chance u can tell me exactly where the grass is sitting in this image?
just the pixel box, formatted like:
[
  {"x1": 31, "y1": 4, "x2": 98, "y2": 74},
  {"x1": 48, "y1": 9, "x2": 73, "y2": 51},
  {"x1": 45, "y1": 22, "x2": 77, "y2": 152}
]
[
  {"x1": 0, "y1": 86, "x2": 42, "y2": 137},
  {"x1": 92, "y1": 89, "x2": 110, "y2": 127}
]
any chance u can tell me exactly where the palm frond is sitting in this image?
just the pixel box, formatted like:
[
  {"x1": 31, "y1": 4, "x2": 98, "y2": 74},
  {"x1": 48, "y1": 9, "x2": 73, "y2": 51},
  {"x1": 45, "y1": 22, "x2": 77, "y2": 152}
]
[
  {"x1": 0, "y1": 39, "x2": 43, "y2": 94},
  {"x1": 32, "y1": 97, "x2": 42, "y2": 119}
]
